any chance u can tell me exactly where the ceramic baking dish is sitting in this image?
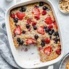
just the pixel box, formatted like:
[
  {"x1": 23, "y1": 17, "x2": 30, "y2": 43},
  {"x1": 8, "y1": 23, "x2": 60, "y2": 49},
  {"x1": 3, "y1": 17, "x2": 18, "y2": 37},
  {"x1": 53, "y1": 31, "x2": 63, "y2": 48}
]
[{"x1": 5, "y1": 0, "x2": 64, "y2": 68}]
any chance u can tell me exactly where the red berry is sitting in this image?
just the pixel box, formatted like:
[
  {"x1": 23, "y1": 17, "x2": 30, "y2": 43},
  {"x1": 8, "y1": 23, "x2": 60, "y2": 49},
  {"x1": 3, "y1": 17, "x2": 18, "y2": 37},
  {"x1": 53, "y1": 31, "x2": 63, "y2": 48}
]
[
  {"x1": 32, "y1": 7, "x2": 40, "y2": 20},
  {"x1": 45, "y1": 38, "x2": 50, "y2": 44},
  {"x1": 16, "y1": 12, "x2": 25, "y2": 20},
  {"x1": 37, "y1": 26, "x2": 45, "y2": 35},
  {"x1": 45, "y1": 17, "x2": 53, "y2": 24},
  {"x1": 32, "y1": 21, "x2": 37, "y2": 26},
  {"x1": 14, "y1": 26, "x2": 21, "y2": 35},
  {"x1": 43, "y1": 46, "x2": 52, "y2": 55},
  {"x1": 34, "y1": 15, "x2": 40, "y2": 20},
  {"x1": 42, "y1": 10, "x2": 47, "y2": 15},
  {"x1": 26, "y1": 38, "x2": 36, "y2": 45},
  {"x1": 48, "y1": 24, "x2": 53, "y2": 29},
  {"x1": 32, "y1": 7, "x2": 40, "y2": 15},
  {"x1": 56, "y1": 49, "x2": 61, "y2": 55},
  {"x1": 27, "y1": 18, "x2": 32, "y2": 24},
  {"x1": 10, "y1": 13, "x2": 15, "y2": 18}
]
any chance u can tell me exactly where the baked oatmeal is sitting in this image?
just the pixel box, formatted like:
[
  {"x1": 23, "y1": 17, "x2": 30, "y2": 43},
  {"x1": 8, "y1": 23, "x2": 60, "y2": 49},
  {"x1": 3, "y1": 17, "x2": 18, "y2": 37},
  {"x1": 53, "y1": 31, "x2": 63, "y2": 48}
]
[{"x1": 9, "y1": 2, "x2": 61, "y2": 62}]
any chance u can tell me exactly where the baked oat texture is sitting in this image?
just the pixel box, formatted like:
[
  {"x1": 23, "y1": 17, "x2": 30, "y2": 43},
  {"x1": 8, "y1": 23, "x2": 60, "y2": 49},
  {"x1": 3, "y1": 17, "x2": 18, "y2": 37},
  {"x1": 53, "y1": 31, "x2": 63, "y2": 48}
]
[{"x1": 9, "y1": 2, "x2": 61, "y2": 62}]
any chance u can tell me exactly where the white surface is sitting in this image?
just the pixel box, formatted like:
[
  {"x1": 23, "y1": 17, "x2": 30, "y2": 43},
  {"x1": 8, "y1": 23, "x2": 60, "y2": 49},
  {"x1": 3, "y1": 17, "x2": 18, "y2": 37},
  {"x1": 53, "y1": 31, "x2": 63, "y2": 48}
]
[
  {"x1": 5, "y1": 0, "x2": 63, "y2": 68},
  {"x1": 0, "y1": 0, "x2": 69, "y2": 69}
]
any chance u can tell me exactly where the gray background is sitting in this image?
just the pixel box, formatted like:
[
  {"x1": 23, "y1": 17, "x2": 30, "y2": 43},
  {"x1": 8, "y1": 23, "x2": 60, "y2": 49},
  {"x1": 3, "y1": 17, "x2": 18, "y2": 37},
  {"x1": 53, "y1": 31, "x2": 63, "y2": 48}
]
[{"x1": 0, "y1": 0, "x2": 69, "y2": 69}]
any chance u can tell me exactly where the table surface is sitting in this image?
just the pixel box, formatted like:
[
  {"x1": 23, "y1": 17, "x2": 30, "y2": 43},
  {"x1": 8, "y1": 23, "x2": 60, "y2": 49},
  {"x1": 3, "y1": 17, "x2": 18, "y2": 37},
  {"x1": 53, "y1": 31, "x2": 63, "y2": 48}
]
[{"x1": 0, "y1": 0, "x2": 69, "y2": 69}]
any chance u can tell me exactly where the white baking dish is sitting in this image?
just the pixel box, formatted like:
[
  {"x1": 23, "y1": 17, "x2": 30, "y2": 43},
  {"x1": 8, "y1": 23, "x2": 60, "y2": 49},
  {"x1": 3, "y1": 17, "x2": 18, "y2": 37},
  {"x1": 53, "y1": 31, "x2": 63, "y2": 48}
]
[{"x1": 5, "y1": 0, "x2": 64, "y2": 68}]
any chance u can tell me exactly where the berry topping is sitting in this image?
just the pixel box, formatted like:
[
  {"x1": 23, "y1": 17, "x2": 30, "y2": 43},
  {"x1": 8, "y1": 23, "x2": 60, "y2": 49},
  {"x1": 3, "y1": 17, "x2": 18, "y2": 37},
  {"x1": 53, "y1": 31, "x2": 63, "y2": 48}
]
[
  {"x1": 22, "y1": 30, "x2": 26, "y2": 34},
  {"x1": 48, "y1": 24, "x2": 53, "y2": 29},
  {"x1": 41, "y1": 40, "x2": 45, "y2": 47},
  {"x1": 39, "y1": 2, "x2": 44, "y2": 6},
  {"x1": 14, "y1": 26, "x2": 21, "y2": 35},
  {"x1": 48, "y1": 29, "x2": 54, "y2": 35},
  {"x1": 32, "y1": 21, "x2": 37, "y2": 26},
  {"x1": 27, "y1": 18, "x2": 32, "y2": 24},
  {"x1": 10, "y1": 13, "x2": 15, "y2": 18},
  {"x1": 44, "y1": 27, "x2": 51, "y2": 33},
  {"x1": 37, "y1": 26, "x2": 45, "y2": 35},
  {"x1": 19, "y1": 40, "x2": 24, "y2": 45},
  {"x1": 32, "y1": 7, "x2": 40, "y2": 15},
  {"x1": 54, "y1": 32, "x2": 59, "y2": 37},
  {"x1": 45, "y1": 17, "x2": 53, "y2": 24},
  {"x1": 53, "y1": 38, "x2": 60, "y2": 43},
  {"x1": 20, "y1": 6, "x2": 26, "y2": 12},
  {"x1": 44, "y1": 26, "x2": 47, "y2": 30},
  {"x1": 34, "y1": 35, "x2": 39, "y2": 40},
  {"x1": 17, "y1": 38, "x2": 21, "y2": 42},
  {"x1": 43, "y1": 6, "x2": 48, "y2": 10},
  {"x1": 14, "y1": 18, "x2": 18, "y2": 23},
  {"x1": 34, "y1": 15, "x2": 40, "y2": 20},
  {"x1": 26, "y1": 24, "x2": 30, "y2": 29},
  {"x1": 17, "y1": 38, "x2": 24, "y2": 45},
  {"x1": 56, "y1": 49, "x2": 61, "y2": 55},
  {"x1": 45, "y1": 38, "x2": 50, "y2": 44},
  {"x1": 42, "y1": 10, "x2": 47, "y2": 15},
  {"x1": 43, "y1": 46, "x2": 52, "y2": 55},
  {"x1": 26, "y1": 38, "x2": 36, "y2": 45},
  {"x1": 33, "y1": 26, "x2": 37, "y2": 30},
  {"x1": 32, "y1": 7, "x2": 40, "y2": 20},
  {"x1": 16, "y1": 12, "x2": 25, "y2": 20}
]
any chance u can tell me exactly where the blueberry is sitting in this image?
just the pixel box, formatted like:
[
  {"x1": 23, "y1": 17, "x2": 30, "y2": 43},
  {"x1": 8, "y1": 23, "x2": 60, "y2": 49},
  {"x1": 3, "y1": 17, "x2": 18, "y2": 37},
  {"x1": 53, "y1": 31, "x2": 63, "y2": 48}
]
[
  {"x1": 34, "y1": 35, "x2": 39, "y2": 40},
  {"x1": 14, "y1": 18, "x2": 18, "y2": 23},
  {"x1": 22, "y1": 30, "x2": 26, "y2": 34},
  {"x1": 26, "y1": 24, "x2": 30, "y2": 29},
  {"x1": 54, "y1": 32, "x2": 59, "y2": 37},
  {"x1": 33, "y1": 26, "x2": 37, "y2": 30},
  {"x1": 17, "y1": 38, "x2": 21, "y2": 42},
  {"x1": 19, "y1": 40, "x2": 24, "y2": 45},
  {"x1": 17, "y1": 38, "x2": 24, "y2": 45},
  {"x1": 43, "y1": 6, "x2": 48, "y2": 10},
  {"x1": 39, "y1": 2, "x2": 44, "y2": 6},
  {"x1": 44, "y1": 26, "x2": 47, "y2": 29},
  {"x1": 20, "y1": 6, "x2": 26, "y2": 12},
  {"x1": 48, "y1": 29, "x2": 54, "y2": 35},
  {"x1": 53, "y1": 38, "x2": 60, "y2": 44},
  {"x1": 45, "y1": 27, "x2": 51, "y2": 33},
  {"x1": 41, "y1": 40, "x2": 45, "y2": 47}
]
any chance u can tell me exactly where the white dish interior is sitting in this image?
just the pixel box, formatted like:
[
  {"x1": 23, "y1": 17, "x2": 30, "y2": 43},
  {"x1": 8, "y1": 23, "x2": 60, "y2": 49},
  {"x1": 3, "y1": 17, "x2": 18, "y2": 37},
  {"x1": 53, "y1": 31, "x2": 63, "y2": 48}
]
[{"x1": 5, "y1": 0, "x2": 63, "y2": 68}]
